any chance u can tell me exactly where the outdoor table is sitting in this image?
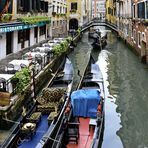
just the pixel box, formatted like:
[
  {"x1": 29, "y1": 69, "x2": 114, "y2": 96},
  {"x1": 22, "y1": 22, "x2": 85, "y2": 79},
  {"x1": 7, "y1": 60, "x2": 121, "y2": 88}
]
[
  {"x1": 6, "y1": 60, "x2": 29, "y2": 72},
  {"x1": 32, "y1": 47, "x2": 52, "y2": 53},
  {"x1": 24, "y1": 52, "x2": 47, "y2": 65}
]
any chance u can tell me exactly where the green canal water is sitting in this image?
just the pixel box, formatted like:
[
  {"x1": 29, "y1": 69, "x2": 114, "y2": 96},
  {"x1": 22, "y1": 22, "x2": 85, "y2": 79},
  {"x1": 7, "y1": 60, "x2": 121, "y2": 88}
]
[{"x1": 69, "y1": 28, "x2": 148, "y2": 148}]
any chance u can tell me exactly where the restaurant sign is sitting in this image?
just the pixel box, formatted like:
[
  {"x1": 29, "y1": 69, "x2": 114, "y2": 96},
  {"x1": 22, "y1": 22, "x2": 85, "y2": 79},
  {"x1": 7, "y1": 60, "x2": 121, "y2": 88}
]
[{"x1": 0, "y1": 22, "x2": 47, "y2": 33}]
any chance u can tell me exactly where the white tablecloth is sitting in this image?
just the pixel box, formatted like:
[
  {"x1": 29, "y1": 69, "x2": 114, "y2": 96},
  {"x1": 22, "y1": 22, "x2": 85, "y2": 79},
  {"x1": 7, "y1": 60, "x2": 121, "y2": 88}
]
[{"x1": 8, "y1": 60, "x2": 30, "y2": 71}]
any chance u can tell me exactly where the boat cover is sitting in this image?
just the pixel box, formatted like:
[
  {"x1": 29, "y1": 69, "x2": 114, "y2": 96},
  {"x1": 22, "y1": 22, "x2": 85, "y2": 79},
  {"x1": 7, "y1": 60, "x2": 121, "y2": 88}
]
[{"x1": 71, "y1": 89, "x2": 100, "y2": 118}]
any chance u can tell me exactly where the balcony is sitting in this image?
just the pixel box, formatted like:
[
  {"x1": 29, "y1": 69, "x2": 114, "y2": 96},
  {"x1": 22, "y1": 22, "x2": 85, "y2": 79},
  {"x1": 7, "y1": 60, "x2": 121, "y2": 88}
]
[
  {"x1": 0, "y1": 14, "x2": 13, "y2": 23},
  {"x1": 70, "y1": 9, "x2": 77, "y2": 13},
  {"x1": 52, "y1": 12, "x2": 56, "y2": 17},
  {"x1": 17, "y1": 16, "x2": 51, "y2": 25}
]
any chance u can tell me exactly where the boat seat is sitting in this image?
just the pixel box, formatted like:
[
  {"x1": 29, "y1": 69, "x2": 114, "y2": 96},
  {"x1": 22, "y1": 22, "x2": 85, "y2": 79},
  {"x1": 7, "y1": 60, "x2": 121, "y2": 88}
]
[
  {"x1": 21, "y1": 122, "x2": 36, "y2": 140},
  {"x1": 66, "y1": 117, "x2": 80, "y2": 144},
  {"x1": 26, "y1": 112, "x2": 42, "y2": 124}
]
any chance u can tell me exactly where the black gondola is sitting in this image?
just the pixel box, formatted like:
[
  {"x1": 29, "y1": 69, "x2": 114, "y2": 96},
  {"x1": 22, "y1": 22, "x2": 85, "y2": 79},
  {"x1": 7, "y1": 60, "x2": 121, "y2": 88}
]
[
  {"x1": 1, "y1": 56, "x2": 74, "y2": 148},
  {"x1": 56, "y1": 55, "x2": 105, "y2": 148},
  {"x1": 89, "y1": 29, "x2": 107, "y2": 50}
]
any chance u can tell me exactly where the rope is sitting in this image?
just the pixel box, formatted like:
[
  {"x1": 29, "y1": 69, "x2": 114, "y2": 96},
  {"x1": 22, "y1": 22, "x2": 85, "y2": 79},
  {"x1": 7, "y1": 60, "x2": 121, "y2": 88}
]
[
  {"x1": 47, "y1": 136, "x2": 61, "y2": 143},
  {"x1": 2, "y1": 118, "x2": 19, "y2": 124}
]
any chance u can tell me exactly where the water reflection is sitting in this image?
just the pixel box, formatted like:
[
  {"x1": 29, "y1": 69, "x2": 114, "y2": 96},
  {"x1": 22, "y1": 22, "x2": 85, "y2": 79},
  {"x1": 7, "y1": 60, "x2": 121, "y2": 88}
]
[
  {"x1": 70, "y1": 29, "x2": 148, "y2": 148},
  {"x1": 69, "y1": 29, "x2": 123, "y2": 148},
  {"x1": 102, "y1": 32, "x2": 148, "y2": 148}
]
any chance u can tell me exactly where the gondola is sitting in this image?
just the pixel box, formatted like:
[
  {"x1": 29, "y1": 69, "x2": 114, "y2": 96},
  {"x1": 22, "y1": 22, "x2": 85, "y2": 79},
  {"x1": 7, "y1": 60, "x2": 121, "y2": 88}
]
[
  {"x1": 91, "y1": 35, "x2": 107, "y2": 50},
  {"x1": 60, "y1": 55, "x2": 105, "y2": 148},
  {"x1": 1, "y1": 55, "x2": 74, "y2": 148},
  {"x1": 89, "y1": 29, "x2": 107, "y2": 50}
]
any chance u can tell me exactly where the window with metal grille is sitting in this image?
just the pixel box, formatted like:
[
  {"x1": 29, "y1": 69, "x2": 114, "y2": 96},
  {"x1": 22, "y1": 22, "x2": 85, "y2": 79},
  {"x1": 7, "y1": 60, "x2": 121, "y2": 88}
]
[
  {"x1": 71, "y1": 3, "x2": 77, "y2": 10},
  {"x1": 137, "y1": 2, "x2": 145, "y2": 18}
]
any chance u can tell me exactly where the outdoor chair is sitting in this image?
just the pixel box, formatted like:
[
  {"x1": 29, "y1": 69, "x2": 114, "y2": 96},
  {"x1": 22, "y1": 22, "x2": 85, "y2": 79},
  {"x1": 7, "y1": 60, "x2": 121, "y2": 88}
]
[
  {"x1": 7, "y1": 64, "x2": 15, "y2": 74},
  {"x1": 20, "y1": 63, "x2": 27, "y2": 69},
  {"x1": 35, "y1": 54, "x2": 42, "y2": 65}
]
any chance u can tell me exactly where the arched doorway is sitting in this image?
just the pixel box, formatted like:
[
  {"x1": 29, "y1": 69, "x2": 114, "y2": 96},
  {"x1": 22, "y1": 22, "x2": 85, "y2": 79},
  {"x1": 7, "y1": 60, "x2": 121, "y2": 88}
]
[{"x1": 69, "y1": 19, "x2": 78, "y2": 30}]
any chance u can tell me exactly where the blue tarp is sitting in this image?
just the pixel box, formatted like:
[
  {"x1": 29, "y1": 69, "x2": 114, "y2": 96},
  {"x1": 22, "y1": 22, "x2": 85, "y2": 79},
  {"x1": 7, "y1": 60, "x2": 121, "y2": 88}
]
[{"x1": 71, "y1": 89, "x2": 100, "y2": 118}]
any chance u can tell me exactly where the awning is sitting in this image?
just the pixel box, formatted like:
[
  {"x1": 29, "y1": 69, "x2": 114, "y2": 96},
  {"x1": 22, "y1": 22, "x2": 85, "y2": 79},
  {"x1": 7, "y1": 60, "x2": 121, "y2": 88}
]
[{"x1": 0, "y1": 21, "x2": 50, "y2": 33}]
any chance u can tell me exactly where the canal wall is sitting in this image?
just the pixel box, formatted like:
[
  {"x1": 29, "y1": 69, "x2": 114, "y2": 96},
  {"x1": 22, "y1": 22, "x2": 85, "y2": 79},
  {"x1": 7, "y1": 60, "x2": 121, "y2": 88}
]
[{"x1": 117, "y1": 33, "x2": 146, "y2": 63}]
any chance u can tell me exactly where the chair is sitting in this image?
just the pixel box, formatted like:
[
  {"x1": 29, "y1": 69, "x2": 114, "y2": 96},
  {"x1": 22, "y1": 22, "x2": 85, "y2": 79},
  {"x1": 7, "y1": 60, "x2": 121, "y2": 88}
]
[
  {"x1": 0, "y1": 78, "x2": 6, "y2": 92},
  {"x1": 20, "y1": 63, "x2": 27, "y2": 69},
  {"x1": 66, "y1": 117, "x2": 80, "y2": 144},
  {"x1": 7, "y1": 64, "x2": 15, "y2": 74},
  {"x1": 35, "y1": 54, "x2": 42, "y2": 65}
]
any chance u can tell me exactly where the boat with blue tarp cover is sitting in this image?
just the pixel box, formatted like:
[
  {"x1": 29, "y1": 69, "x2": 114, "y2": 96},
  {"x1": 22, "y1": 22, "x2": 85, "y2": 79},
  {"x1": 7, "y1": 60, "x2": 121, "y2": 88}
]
[
  {"x1": 59, "y1": 54, "x2": 105, "y2": 148},
  {"x1": 71, "y1": 89, "x2": 101, "y2": 118},
  {"x1": 1, "y1": 56, "x2": 74, "y2": 148}
]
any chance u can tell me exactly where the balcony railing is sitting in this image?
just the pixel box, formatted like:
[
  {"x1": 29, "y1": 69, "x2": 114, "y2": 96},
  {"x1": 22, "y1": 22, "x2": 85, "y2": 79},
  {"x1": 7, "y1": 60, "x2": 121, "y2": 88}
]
[
  {"x1": 0, "y1": 13, "x2": 13, "y2": 23},
  {"x1": 52, "y1": 12, "x2": 56, "y2": 17},
  {"x1": 70, "y1": 9, "x2": 77, "y2": 13}
]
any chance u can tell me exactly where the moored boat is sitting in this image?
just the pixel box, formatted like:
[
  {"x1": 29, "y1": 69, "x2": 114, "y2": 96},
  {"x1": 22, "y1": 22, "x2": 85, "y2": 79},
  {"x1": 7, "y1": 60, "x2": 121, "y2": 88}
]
[
  {"x1": 1, "y1": 56, "x2": 74, "y2": 148},
  {"x1": 89, "y1": 28, "x2": 107, "y2": 50},
  {"x1": 60, "y1": 55, "x2": 105, "y2": 148}
]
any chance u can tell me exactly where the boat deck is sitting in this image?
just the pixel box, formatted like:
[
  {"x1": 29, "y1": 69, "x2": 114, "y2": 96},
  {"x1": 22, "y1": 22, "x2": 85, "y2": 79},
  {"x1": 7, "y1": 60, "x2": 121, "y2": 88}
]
[
  {"x1": 19, "y1": 115, "x2": 48, "y2": 148},
  {"x1": 67, "y1": 118, "x2": 95, "y2": 148}
]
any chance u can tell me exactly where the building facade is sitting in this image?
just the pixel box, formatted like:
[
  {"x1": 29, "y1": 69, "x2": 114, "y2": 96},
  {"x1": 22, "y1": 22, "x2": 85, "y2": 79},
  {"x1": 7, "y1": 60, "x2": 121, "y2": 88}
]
[
  {"x1": 106, "y1": 0, "x2": 148, "y2": 63},
  {"x1": 0, "y1": 0, "x2": 51, "y2": 60},
  {"x1": 92, "y1": 0, "x2": 106, "y2": 19},
  {"x1": 131, "y1": 0, "x2": 148, "y2": 62},
  {"x1": 66, "y1": 0, "x2": 89, "y2": 30},
  {"x1": 51, "y1": 0, "x2": 67, "y2": 37},
  {"x1": 106, "y1": 0, "x2": 116, "y2": 25}
]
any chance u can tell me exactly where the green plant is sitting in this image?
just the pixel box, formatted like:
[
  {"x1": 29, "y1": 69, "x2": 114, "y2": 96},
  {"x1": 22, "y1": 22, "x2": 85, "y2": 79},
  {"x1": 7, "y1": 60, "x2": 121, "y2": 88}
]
[
  {"x1": 1, "y1": 13, "x2": 12, "y2": 22},
  {"x1": 52, "y1": 37, "x2": 72, "y2": 56},
  {"x1": 11, "y1": 68, "x2": 31, "y2": 93},
  {"x1": 77, "y1": 27, "x2": 81, "y2": 35},
  {"x1": 70, "y1": 9, "x2": 77, "y2": 13},
  {"x1": 17, "y1": 16, "x2": 51, "y2": 25}
]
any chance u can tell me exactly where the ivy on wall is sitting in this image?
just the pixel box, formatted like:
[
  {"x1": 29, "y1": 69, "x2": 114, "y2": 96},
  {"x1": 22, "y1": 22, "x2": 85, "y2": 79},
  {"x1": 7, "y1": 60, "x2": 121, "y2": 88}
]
[
  {"x1": 52, "y1": 37, "x2": 72, "y2": 56},
  {"x1": 11, "y1": 67, "x2": 31, "y2": 94}
]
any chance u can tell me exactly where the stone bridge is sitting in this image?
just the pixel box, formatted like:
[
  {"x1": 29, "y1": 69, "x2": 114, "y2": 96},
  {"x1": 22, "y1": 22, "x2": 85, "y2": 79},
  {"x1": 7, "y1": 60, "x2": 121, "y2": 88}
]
[{"x1": 81, "y1": 19, "x2": 118, "y2": 33}]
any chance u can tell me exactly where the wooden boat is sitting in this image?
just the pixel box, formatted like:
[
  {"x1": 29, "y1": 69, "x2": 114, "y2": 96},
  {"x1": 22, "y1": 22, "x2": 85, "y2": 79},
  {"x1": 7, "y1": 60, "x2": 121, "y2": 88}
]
[
  {"x1": 60, "y1": 55, "x2": 105, "y2": 148},
  {"x1": 89, "y1": 29, "x2": 107, "y2": 50},
  {"x1": 91, "y1": 35, "x2": 107, "y2": 50},
  {"x1": 1, "y1": 56, "x2": 74, "y2": 148}
]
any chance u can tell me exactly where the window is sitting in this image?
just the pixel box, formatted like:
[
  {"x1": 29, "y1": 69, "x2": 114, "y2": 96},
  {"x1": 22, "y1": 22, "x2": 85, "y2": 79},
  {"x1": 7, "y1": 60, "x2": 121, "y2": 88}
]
[
  {"x1": 133, "y1": 29, "x2": 136, "y2": 43},
  {"x1": 34, "y1": 27, "x2": 38, "y2": 38},
  {"x1": 138, "y1": 32, "x2": 141, "y2": 47},
  {"x1": 18, "y1": 29, "x2": 30, "y2": 43},
  {"x1": 53, "y1": 5, "x2": 55, "y2": 12},
  {"x1": 137, "y1": 2, "x2": 145, "y2": 18},
  {"x1": 71, "y1": 3, "x2": 77, "y2": 10},
  {"x1": 146, "y1": 1, "x2": 148, "y2": 19},
  {"x1": 40, "y1": 26, "x2": 46, "y2": 36},
  {"x1": 133, "y1": 4, "x2": 135, "y2": 18}
]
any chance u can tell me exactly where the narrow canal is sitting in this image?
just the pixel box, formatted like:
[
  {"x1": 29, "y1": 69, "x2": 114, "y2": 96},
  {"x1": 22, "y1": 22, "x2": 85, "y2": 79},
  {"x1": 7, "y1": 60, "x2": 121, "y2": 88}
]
[{"x1": 69, "y1": 28, "x2": 148, "y2": 148}]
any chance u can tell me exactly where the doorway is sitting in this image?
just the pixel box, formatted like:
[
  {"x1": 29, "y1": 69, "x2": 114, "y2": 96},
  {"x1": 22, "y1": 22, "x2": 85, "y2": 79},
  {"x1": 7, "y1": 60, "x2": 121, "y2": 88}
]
[
  {"x1": 6, "y1": 32, "x2": 13, "y2": 55},
  {"x1": 69, "y1": 19, "x2": 78, "y2": 30}
]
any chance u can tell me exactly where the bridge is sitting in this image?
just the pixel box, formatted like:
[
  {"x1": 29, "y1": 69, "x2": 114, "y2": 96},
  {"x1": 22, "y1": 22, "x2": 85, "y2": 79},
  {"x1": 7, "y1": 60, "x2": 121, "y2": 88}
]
[{"x1": 81, "y1": 19, "x2": 118, "y2": 33}]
